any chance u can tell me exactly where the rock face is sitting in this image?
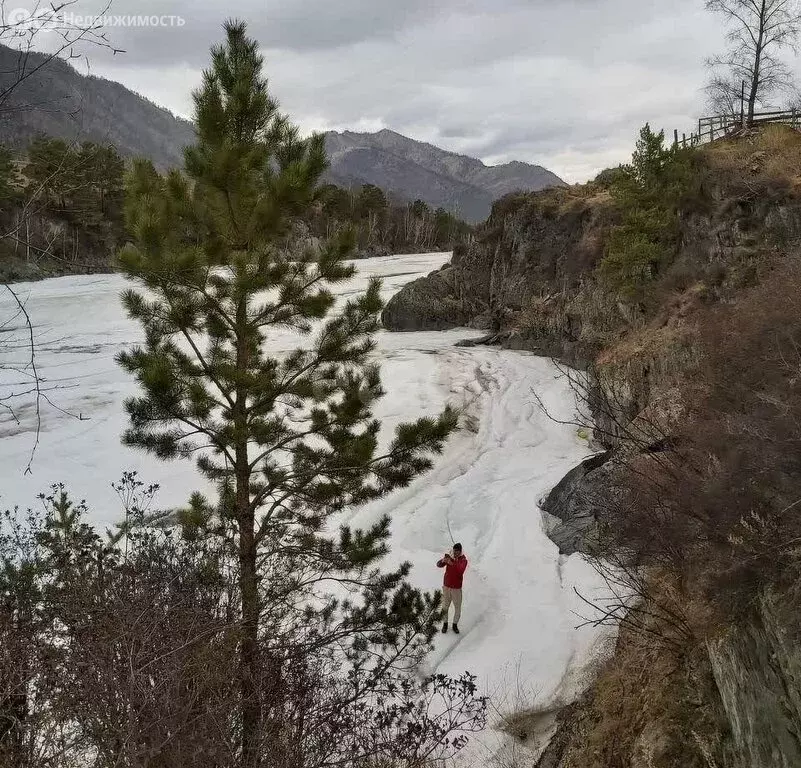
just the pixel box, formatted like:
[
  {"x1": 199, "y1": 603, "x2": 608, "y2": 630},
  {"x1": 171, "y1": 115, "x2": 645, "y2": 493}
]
[
  {"x1": 383, "y1": 179, "x2": 801, "y2": 447},
  {"x1": 381, "y1": 181, "x2": 801, "y2": 363},
  {"x1": 708, "y1": 591, "x2": 801, "y2": 768},
  {"x1": 352, "y1": 244, "x2": 392, "y2": 260},
  {"x1": 540, "y1": 450, "x2": 614, "y2": 555},
  {"x1": 380, "y1": 189, "x2": 614, "y2": 364},
  {"x1": 380, "y1": 266, "x2": 470, "y2": 331}
]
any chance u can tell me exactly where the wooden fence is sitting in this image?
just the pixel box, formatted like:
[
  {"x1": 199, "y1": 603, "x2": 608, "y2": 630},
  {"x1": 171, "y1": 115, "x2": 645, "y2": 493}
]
[{"x1": 674, "y1": 109, "x2": 801, "y2": 149}]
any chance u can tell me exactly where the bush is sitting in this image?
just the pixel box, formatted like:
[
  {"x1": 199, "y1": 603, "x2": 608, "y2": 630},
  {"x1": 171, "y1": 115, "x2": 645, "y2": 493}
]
[
  {"x1": 593, "y1": 165, "x2": 628, "y2": 190},
  {"x1": 0, "y1": 477, "x2": 487, "y2": 767}
]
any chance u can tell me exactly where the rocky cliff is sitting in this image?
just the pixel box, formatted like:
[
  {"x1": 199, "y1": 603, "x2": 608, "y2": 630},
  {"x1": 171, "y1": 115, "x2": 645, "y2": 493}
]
[
  {"x1": 383, "y1": 134, "x2": 801, "y2": 442},
  {"x1": 383, "y1": 127, "x2": 801, "y2": 767},
  {"x1": 708, "y1": 588, "x2": 801, "y2": 768}
]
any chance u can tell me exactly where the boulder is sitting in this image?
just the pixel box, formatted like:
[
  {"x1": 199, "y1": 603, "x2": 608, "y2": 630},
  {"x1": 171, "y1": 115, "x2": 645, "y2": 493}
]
[
  {"x1": 380, "y1": 265, "x2": 471, "y2": 331},
  {"x1": 540, "y1": 450, "x2": 615, "y2": 555}
]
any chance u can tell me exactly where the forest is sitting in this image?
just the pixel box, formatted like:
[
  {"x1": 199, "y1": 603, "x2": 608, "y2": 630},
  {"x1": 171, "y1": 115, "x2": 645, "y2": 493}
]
[{"x1": 0, "y1": 135, "x2": 470, "y2": 280}]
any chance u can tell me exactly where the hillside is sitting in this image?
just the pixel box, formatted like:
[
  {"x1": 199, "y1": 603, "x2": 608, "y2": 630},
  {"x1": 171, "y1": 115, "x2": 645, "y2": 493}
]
[
  {"x1": 325, "y1": 129, "x2": 565, "y2": 222},
  {"x1": 382, "y1": 125, "x2": 801, "y2": 767},
  {"x1": 0, "y1": 44, "x2": 563, "y2": 221},
  {"x1": 0, "y1": 45, "x2": 196, "y2": 169}
]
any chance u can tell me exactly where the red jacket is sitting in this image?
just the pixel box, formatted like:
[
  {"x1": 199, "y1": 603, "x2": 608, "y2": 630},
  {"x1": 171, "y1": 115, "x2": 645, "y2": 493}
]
[{"x1": 437, "y1": 554, "x2": 468, "y2": 589}]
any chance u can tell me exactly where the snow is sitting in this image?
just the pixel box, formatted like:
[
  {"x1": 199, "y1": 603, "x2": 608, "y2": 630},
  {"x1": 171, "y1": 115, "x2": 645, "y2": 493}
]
[
  {"x1": 0, "y1": 252, "x2": 453, "y2": 522},
  {"x1": 0, "y1": 251, "x2": 613, "y2": 762},
  {"x1": 346, "y1": 332, "x2": 613, "y2": 764}
]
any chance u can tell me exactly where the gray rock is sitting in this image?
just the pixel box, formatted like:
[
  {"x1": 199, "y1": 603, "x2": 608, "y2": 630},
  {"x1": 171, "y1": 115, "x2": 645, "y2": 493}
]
[
  {"x1": 352, "y1": 244, "x2": 392, "y2": 260},
  {"x1": 540, "y1": 451, "x2": 614, "y2": 555},
  {"x1": 380, "y1": 265, "x2": 471, "y2": 331},
  {"x1": 454, "y1": 332, "x2": 502, "y2": 348},
  {"x1": 534, "y1": 702, "x2": 585, "y2": 768},
  {"x1": 708, "y1": 590, "x2": 801, "y2": 768},
  {"x1": 379, "y1": 189, "x2": 609, "y2": 363}
]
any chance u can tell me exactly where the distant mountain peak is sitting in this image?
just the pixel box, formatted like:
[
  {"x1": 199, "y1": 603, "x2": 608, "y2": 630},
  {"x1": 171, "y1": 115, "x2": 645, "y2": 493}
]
[{"x1": 324, "y1": 129, "x2": 565, "y2": 222}]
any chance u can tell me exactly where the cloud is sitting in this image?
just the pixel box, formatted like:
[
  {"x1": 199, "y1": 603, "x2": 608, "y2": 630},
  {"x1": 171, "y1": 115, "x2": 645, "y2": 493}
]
[{"x1": 19, "y1": 0, "x2": 767, "y2": 181}]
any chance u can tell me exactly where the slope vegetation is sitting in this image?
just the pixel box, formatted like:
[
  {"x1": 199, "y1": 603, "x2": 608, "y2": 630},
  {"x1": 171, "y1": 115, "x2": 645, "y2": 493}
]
[{"x1": 0, "y1": 44, "x2": 196, "y2": 168}]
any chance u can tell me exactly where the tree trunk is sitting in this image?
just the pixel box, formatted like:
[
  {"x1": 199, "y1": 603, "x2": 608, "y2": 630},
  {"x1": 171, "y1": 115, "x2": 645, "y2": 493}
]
[
  {"x1": 234, "y1": 298, "x2": 260, "y2": 768},
  {"x1": 238, "y1": 481, "x2": 259, "y2": 768},
  {"x1": 748, "y1": 0, "x2": 767, "y2": 126},
  {"x1": 748, "y1": 62, "x2": 761, "y2": 125}
]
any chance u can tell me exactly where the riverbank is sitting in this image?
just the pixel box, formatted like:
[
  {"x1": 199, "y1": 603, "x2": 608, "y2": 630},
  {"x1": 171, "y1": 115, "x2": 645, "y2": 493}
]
[{"x1": 380, "y1": 127, "x2": 801, "y2": 767}]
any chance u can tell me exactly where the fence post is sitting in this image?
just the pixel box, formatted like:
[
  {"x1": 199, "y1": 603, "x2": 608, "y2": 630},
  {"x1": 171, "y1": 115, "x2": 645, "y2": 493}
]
[
  {"x1": 674, "y1": 129, "x2": 679, "y2": 148},
  {"x1": 682, "y1": 133, "x2": 687, "y2": 148}
]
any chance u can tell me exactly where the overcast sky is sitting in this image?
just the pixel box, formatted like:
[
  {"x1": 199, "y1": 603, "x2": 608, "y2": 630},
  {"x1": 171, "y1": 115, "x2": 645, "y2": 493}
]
[{"x1": 27, "y1": 0, "x2": 778, "y2": 181}]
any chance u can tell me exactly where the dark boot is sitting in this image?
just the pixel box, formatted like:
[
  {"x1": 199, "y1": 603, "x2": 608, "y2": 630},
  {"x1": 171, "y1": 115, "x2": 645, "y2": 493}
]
[
  {"x1": 452, "y1": 623, "x2": 460, "y2": 634},
  {"x1": 441, "y1": 621, "x2": 448, "y2": 633}
]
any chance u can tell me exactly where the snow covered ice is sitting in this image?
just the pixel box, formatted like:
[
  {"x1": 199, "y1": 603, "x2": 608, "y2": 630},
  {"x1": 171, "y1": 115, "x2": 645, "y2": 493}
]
[{"x1": 0, "y1": 252, "x2": 613, "y2": 761}]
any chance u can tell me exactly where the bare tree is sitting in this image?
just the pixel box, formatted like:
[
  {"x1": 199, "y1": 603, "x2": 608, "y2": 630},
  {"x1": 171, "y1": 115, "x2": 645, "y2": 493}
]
[{"x1": 706, "y1": 0, "x2": 801, "y2": 124}]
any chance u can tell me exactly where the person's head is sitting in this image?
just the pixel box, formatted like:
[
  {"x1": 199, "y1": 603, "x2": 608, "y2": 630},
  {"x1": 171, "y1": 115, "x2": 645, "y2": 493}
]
[{"x1": 453, "y1": 543, "x2": 462, "y2": 556}]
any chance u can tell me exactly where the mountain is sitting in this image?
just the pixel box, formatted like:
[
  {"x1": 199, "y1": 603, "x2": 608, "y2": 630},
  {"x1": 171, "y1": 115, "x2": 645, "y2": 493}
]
[
  {"x1": 0, "y1": 44, "x2": 565, "y2": 222},
  {"x1": 0, "y1": 44, "x2": 195, "y2": 169},
  {"x1": 325, "y1": 129, "x2": 565, "y2": 222}
]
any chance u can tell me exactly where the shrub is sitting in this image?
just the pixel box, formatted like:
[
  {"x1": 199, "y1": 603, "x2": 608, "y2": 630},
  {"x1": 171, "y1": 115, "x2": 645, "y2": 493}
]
[{"x1": 593, "y1": 165, "x2": 628, "y2": 190}]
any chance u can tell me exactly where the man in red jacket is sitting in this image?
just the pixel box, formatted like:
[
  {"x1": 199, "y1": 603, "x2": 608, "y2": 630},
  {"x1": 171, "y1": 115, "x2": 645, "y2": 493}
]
[{"x1": 437, "y1": 543, "x2": 468, "y2": 634}]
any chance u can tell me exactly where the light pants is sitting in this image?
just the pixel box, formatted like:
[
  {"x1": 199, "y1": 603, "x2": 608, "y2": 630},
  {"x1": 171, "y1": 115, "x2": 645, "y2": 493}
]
[{"x1": 442, "y1": 587, "x2": 463, "y2": 624}]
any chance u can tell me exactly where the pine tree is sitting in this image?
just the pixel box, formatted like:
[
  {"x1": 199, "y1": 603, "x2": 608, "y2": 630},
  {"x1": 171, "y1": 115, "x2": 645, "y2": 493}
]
[
  {"x1": 601, "y1": 124, "x2": 695, "y2": 294},
  {"x1": 75, "y1": 142, "x2": 124, "y2": 219},
  {"x1": 0, "y1": 145, "x2": 18, "y2": 205},
  {"x1": 24, "y1": 135, "x2": 77, "y2": 211},
  {"x1": 117, "y1": 20, "x2": 471, "y2": 767}
]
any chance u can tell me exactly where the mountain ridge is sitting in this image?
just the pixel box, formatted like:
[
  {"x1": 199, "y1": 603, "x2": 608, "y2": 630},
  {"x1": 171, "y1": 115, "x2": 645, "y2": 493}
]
[
  {"x1": 0, "y1": 43, "x2": 565, "y2": 222},
  {"x1": 0, "y1": 44, "x2": 196, "y2": 169},
  {"x1": 324, "y1": 128, "x2": 565, "y2": 221}
]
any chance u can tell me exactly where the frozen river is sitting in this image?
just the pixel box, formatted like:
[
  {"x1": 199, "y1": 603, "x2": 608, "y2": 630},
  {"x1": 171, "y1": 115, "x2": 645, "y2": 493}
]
[{"x1": 0, "y1": 252, "x2": 611, "y2": 763}]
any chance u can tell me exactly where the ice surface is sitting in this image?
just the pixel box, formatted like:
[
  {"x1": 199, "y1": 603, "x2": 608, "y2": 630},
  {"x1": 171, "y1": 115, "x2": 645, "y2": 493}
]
[
  {"x1": 0, "y1": 251, "x2": 613, "y2": 762},
  {"x1": 0, "y1": 252, "x2": 452, "y2": 522}
]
